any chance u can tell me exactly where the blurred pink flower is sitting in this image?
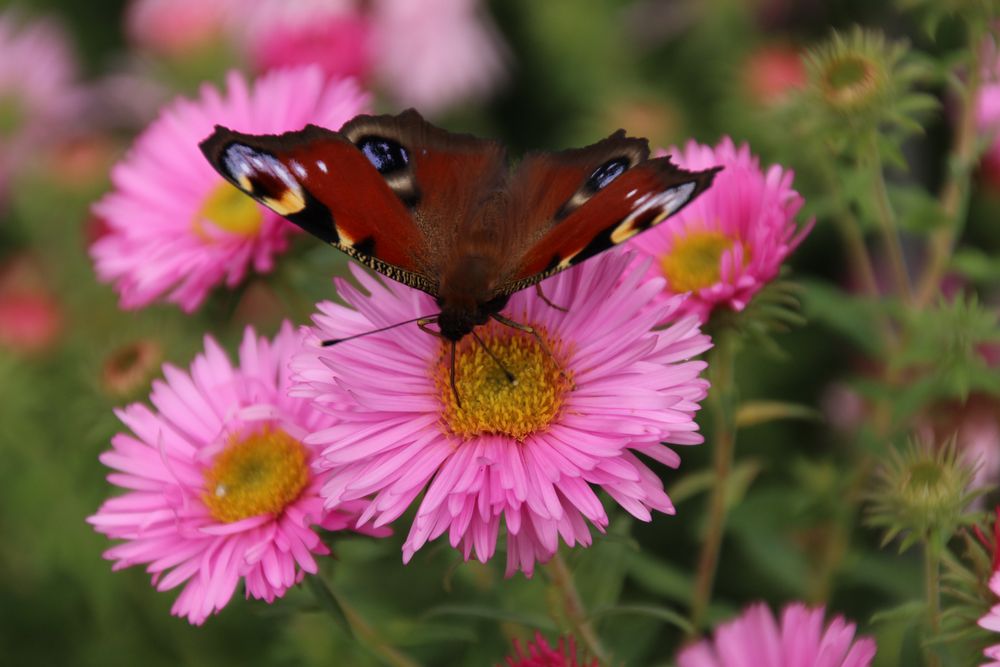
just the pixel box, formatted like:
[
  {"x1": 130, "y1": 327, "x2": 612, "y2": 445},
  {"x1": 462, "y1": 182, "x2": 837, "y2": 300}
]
[
  {"x1": 125, "y1": 0, "x2": 237, "y2": 56},
  {"x1": 678, "y1": 602, "x2": 877, "y2": 667},
  {"x1": 371, "y1": 0, "x2": 507, "y2": 114},
  {"x1": 0, "y1": 254, "x2": 63, "y2": 355},
  {"x1": 977, "y1": 37, "x2": 1000, "y2": 190},
  {"x1": 293, "y1": 252, "x2": 711, "y2": 576},
  {"x1": 88, "y1": 323, "x2": 387, "y2": 625},
  {"x1": 979, "y1": 509, "x2": 1000, "y2": 666},
  {"x1": 744, "y1": 44, "x2": 806, "y2": 106},
  {"x1": 245, "y1": 0, "x2": 372, "y2": 82},
  {"x1": 90, "y1": 67, "x2": 368, "y2": 312},
  {"x1": 627, "y1": 137, "x2": 813, "y2": 322},
  {"x1": 0, "y1": 11, "x2": 85, "y2": 202},
  {"x1": 500, "y1": 632, "x2": 597, "y2": 667}
]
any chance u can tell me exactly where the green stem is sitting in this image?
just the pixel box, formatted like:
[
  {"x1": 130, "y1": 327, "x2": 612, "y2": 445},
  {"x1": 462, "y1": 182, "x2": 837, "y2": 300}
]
[
  {"x1": 867, "y1": 133, "x2": 912, "y2": 304},
  {"x1": 924, "y1": 537, "x2": 943, "y2": 667},
  {"x1": 689, "y1": 330, "x2": 738, "y2": 633},
  {"x1": 546, "y1": 552, "x2": 610, "y2": 665},
  {"x1": 308, "y1": 575, "x2": 421, "y2": 667},
  {"x1": 916, "y1": 27, "x2": 988, "y2": 307}
]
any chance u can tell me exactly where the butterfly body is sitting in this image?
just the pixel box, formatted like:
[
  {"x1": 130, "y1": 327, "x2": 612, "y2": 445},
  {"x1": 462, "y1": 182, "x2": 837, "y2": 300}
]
[{"x1": 200, "y1": 109, "x2": 719, "y2": 342}]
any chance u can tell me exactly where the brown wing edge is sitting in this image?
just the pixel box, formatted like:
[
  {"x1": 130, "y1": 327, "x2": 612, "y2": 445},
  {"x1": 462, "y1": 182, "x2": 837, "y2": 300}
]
[{"x1": 500, "y1": 160, "x2": 724, "y2": 294}]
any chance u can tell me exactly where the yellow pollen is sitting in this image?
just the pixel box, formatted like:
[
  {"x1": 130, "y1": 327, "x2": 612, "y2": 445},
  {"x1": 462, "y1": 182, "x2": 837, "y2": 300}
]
[
  {"x1": 202, "y1": 428, "x2": 309, "y2": 523},
  {"x1": 435, "y1": 322, "x2": 573, "y2": 442},
  {"x1": 194, "y1": 181, "x2": 263, "y2": 238},
  {"x1": 660, "y1": 230, "x2": 742, "y2": 293}
]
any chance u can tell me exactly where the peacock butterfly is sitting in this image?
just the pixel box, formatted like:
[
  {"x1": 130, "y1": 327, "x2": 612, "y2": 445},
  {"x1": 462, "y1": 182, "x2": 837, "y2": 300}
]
[{"x1": 200, "y1": 109, "x2": 718, "y2": 356}]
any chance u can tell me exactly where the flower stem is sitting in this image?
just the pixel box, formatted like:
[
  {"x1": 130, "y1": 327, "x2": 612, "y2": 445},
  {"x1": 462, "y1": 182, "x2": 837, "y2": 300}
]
[
  {"x1": 546, "y1": 551, "x2": 611, "y2": 665},
  {"x1": 689, "y1": 329, "x2": 738, "y2": 633},
  {"x1": 867, "y1": 133, "x2": 912, "y2": 304},
  {"x1": 916, "y1": 27, "x2": 987, "y2": 307},
  {"x1": 924, "y1": 536, "x2": 943, "y2": 667},
  {"x1": 307, "y1": 575, "x2": 421, "y2": 667}
]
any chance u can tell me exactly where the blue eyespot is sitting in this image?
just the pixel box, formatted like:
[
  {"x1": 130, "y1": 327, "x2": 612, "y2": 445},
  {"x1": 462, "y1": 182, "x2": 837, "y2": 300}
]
[
  {"x1": 357, "y1": 136, "x2": 409, "y2": 174},
  {"x1": 586, "y1": 157, "x2": 629, "y2": 191}
]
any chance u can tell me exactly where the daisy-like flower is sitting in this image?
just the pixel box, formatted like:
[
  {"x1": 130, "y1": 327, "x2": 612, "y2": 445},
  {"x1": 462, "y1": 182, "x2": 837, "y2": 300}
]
[
  {"x1": 0, "y1": 10, "x2": 85, "y2": 203},
  {"x1": 978, "y1": 509, "x2": 1000, "y2": 666},
  {"x1": 90, "y1": 67, "x2": 368, "y2": 312},
  {"x1": 370, "y1": 0, "x2": 507, "y2": 114},
  {"x1": 500, "y1": 632, "x2": 597, "y2": 667},
  {"x1": 627, "y1": 137, "x2": 813, "y2": 323},
  {"x1": 678, "y1": 602, "x2": 877, "y2": 667},
  {"x1": 976, "y1": 37, "x2": 1000, "y2": 189},
  {"x1": 293, "y1": 251, "x2": 711, "y2": 576},
  {"x1": 88, "y1": 323, "x2": 386, "y2": 624}
]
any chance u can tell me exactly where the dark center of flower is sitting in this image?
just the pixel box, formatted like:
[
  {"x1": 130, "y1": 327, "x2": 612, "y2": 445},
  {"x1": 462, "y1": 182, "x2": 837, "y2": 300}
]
[
  {"x1": 660, "y1": 229, "x2": 742, "y2": 293},
  {"x1": 821, "y1": 54, "x2": 880, "y2": 110},
  {"x1": 202, "y1": 428, "x2": 309, "y2": 523},
  {"x1": 101, "y1": 339, "x2": 163, "y2": 398},
  {"x1": 195, "y1": 181, "x2": 263, "y2": 238},
  {"x1": 435, "y1": 322, "x2": 572, "y2": 442}
]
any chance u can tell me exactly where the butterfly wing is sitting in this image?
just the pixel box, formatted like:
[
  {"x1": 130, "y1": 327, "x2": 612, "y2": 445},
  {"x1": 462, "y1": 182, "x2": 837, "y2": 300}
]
[
  {"x1": 498, "y1": 133, "x2": 720, "y2": 294},
  {"x1": 199, "y1": 109, "x2": 506, "y2": 296}
]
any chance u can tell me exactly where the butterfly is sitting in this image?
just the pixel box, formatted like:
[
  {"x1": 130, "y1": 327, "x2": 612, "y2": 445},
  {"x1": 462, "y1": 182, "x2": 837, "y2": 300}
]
[{"x1": 200, "y1": 109, "x2": 718, "y2": 397}]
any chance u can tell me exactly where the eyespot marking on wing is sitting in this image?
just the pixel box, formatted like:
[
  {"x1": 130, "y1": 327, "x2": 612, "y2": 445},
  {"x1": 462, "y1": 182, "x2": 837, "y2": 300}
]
[
  {"x1": 609, "y1": 181, "x2": 697, "y2": 244},
  {"x1": 221, "y1": 143, "x2": 306, "y2": 216},
  {"x1": 586, "y1": 157, "x2": 629, "y2": 192},
  {"x1": 353, "y1": 135, "x2": 419, "y2": 208}
]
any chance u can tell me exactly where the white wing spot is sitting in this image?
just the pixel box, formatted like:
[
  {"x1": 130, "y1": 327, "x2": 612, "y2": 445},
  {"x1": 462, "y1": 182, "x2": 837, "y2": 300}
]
[
  {"x1": 610, "y1": 182, "x2": 698, "y2": 244},
  {"x1": 291, "y1": 160, "x2": 308, "y2": 179},
  {"x1": 316, "y1": 160, "x2": 328, "y2": 173}
]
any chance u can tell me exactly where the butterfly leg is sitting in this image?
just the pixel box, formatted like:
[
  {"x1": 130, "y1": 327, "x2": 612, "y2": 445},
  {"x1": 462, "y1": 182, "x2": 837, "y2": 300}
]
[
  {"x1": 490, "y1": 313, "x2": 572, "y2": 387},
  {"x1": 534, "y1": 283, "x2": 569, "y2": 313},
  {"x1": 416, "y1": 317, "x2": 443, "y2": 338},
  {"x1": 472, "y1": 329, "x2": 516, "y2": 384}
]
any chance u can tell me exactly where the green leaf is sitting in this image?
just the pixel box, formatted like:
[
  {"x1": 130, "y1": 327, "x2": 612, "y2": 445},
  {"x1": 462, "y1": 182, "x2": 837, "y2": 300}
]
[
  {"x1": 870, "y1": 600, "x2": 927, "y2": 626},
  {"x1": 627, "y1": 552, "x2": 692, "y2": 603},
  {"x1": 889, "y1": 184, "x2": 949, "y2": 234},
  {"x1": 735, "y1": 400, "x2": 823, "y2": 428},
  {"x1": 304, "y1": 575, "x2": 352, "y2": 636},
  {"x1": 799, "y1": 280, "x2": 885, "y2": 355},
  {"x1": 586, "y1": 604, "x2": 694, "y2": 636},
  {"x1": 422, "y1": 605, "x2": 556, "y2": 631},
  {"x1": 950, "y1": 248, "x2": 1000, "y2": 283}
]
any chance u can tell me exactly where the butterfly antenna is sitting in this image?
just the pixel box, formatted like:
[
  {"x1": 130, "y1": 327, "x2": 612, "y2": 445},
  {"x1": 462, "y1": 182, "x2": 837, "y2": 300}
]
[
  {"x1": 449, "y1": 340, "x2": 462, "y2": 409},
  {"x1": 321, "y1": 315, "x2": 437, "y2": 346},
  {"x1": 490, "y1": 313, "x2": 572, "y2": 385},
  {"x1": 471, "y1": 330, "x2": 515, "y2": 384}
]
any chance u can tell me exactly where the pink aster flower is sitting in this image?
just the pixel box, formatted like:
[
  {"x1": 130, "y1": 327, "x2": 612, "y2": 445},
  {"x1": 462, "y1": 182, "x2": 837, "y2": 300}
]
[
  {"x1": 976, "y1": 36, "x2": 1000, "y2": 189},
  {"x1": 370, "y1": 0, "x2": 507, "y2": 114},
  {"x1": 90, "y1": 67, "x2": 368, "y2": 312},
  {"x1": 627, "y1": 137, "x2": 813, "y2": 323},
  {"x1": 678, "y1": 602, "x2": 877, "y2": 667},
  {"x1": 125, "y1": 0, "x2": 238, "y2": 56},
  {"x1": 245, "y1": 0, "x2": 373, "y2": 82},
  {"x1": 500, "y1": 632, "x2": 597, "y2": 667},
  {"x1": 979, "y1": 510, "x2": 1000, "y2": 666},
  {"x1": 292, "y1": 251, "x2": 711, "y2": 576},
  {"x1": 0, "y1": 10, "x2": 85, "y2": 202},
  {"x1": 88, "y1": 323, "x2": 387, "y2": 624}
]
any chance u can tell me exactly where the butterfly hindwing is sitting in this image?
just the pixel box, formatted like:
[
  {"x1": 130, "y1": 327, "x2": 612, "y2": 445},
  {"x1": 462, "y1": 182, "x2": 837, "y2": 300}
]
[{"x1": 502, "y1": 143, "x2": 720, "y2": 293}]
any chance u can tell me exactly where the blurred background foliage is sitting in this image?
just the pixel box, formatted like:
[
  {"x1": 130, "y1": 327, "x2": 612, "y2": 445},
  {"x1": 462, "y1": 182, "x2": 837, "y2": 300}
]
[{"x1": 0, "y1": 0, "x2": 999, "y2": 665}]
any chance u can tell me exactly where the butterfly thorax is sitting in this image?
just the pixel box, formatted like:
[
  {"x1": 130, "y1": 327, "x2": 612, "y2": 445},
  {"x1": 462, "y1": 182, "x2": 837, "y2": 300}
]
[{"x1": 437, "y1": 254, "x2": 509, "y2": 341}]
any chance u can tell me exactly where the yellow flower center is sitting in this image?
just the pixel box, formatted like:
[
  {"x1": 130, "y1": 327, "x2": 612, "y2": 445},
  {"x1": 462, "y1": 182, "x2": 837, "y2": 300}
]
[
  {"x1": 435, "y1": 322, "x2": 573, "y2": 442},
  {"x1": 202, "y1": 428, "x2": 309, "y2": 523},
  {"x1": 660, "y1": 230, "x2": 739, "y2": 293},
  {"x1": 194, "y1": 181, "x2": 263, "y2": 238}
]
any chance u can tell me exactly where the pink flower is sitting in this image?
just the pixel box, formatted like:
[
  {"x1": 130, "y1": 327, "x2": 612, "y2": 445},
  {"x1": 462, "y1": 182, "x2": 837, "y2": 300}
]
[
  {"x1": 744, "y1": 44, "x2": 806, "y2": 106},
  {"x1": 88, "y1": 323, "x2": 387, "y2": 624},
  {"x1": 293, "y1": 251, "x2": 711, "y2": 576},
  {"x1": 0, "y1": 254, "x2": 63, "y2": 354},
  {"x1": 90, "y1": 67, "x2": 368, "y2": 312},
  {"x1": 0, "y1": 10, "x2": 85, "y2": 202},
  {"x1": 976, "y1": 37, "x2": 1000, "y2": 190},
  {"x1": 627, "y1": 137, "x2": 813, "y2": 322},
  {"x1": 500, "y1": 632, "x2": 597, "y2": 667},
  {"x1": 370, "y1": 0, "x2": 507, "y2": 114},
  {"x1": 125, "y1": 0, "x2": 237, "y2": 56},
  {"x1": 979, "y1": 510, "x2": 1000, "y2": 666},
  {"x1": 245, "y1": 1, "x2": 373, "y2": 82},
  {"x1": 678, "y1": 602, "x2": 877, "y2": 667}
]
